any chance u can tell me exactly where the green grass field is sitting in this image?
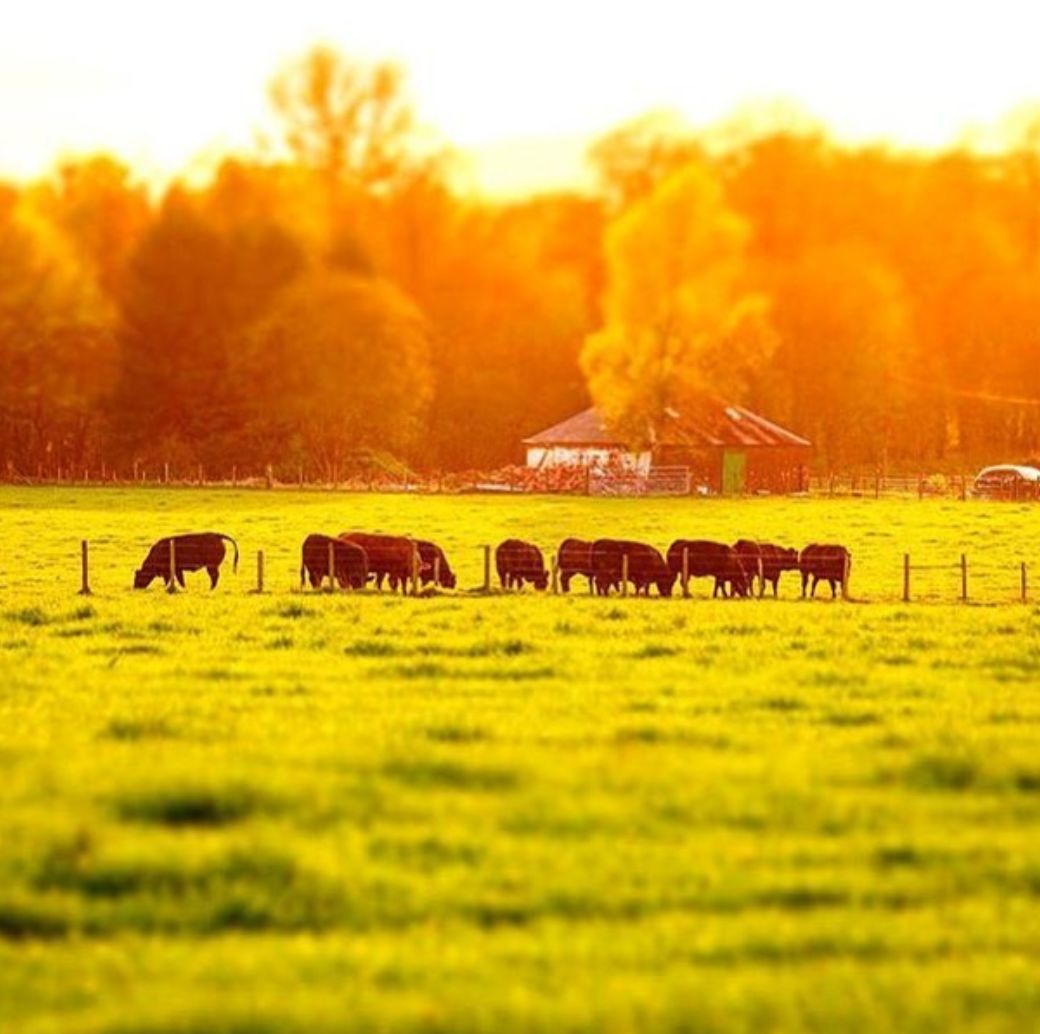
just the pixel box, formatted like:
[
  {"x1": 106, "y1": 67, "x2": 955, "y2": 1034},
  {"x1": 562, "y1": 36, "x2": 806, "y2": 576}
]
[{"x1": 1, "y1": 487, "x2": 1039, "y2": 1033}]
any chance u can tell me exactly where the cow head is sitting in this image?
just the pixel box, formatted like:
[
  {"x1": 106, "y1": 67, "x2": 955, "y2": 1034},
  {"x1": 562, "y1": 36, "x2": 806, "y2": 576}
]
[
  {"x1": 657, "y1": 569, "x2": 678, "y2": 597},
  {"x1": 133, "y1": 567, "x2": 156, "y2": 589},
  {"x1": 533, "y1": 570, "x2": 550, "y2": 591},
  {"x1": 440, "y1": 567, "x2": 458, "y2": 589},
  {"x1": 778, "y1": 547, "x2": 799, "y2": 570}
]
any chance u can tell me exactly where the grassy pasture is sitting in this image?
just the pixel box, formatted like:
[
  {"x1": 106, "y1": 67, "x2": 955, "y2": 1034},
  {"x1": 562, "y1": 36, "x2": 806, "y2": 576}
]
[{"x1": 1, "y1": 487, "x2": 1039, "y2": 1033}]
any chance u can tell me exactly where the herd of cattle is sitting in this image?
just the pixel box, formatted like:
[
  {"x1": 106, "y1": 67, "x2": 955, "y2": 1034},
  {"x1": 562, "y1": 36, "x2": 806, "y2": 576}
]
[{"x1": 133, "y1": 531, "x2": 852, "y2": 599}]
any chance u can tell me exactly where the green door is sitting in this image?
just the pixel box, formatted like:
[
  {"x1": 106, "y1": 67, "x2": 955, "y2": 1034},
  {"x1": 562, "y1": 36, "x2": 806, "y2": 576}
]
[{"x1": 721, "y1": 450, "x2": 747, "y2": 496}]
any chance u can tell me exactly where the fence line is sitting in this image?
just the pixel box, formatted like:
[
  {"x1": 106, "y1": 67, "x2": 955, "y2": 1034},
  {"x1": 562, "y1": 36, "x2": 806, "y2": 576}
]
[
  {"x1": 6, "y1": 465, "x2": 1040, "y2": 501},
  {"x1": 29, "y1": 541, "x2": 1037, "y2": 605}
]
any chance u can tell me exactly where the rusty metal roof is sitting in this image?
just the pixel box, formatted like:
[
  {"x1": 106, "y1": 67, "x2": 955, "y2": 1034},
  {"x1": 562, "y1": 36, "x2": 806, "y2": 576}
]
[{"x1": 524, "y1": 402, "x2": 811, "y2": 449}]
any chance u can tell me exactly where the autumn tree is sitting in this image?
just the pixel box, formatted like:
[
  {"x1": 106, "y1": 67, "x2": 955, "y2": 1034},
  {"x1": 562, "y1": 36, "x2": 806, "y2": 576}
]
[
  {"x1": 0, "y1": 185, "x2": 114, "y2": 473},
  {"x1": 109, "y1": 189, "x2": 306, "y2": 468},
  {"x1": 30, "y1": 156, "x2": 151, "y2": 307},
  {"x1": 582, "y1": 163, "x2": 771, "y2": 447},
  {"x1": 270, "y1": 47, "x2": 419, "y2": 192},
  {"x1": 588, "y1": 112, "x2": 703, "y2": 212},
  {"x1": 234, "y1": 271, "x2": 431, "y2": 476}
]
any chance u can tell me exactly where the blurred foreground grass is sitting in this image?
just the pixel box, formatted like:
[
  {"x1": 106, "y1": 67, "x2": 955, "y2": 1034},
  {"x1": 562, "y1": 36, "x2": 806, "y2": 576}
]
[{"x1": 0, "y1": 488, "x2": 1038, "y2": 1032}]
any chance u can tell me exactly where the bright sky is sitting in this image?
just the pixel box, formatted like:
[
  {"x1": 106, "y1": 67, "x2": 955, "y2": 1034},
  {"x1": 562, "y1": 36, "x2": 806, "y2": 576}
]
[{"x1": 2, "y1": 0, "x2": 1040, "y2": 196}]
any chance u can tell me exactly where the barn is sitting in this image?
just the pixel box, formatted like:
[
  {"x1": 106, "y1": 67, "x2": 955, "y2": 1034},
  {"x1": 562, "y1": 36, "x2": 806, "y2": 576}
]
[{"x1": 523, "y1": 400, "x2": 811, "y2": 495}]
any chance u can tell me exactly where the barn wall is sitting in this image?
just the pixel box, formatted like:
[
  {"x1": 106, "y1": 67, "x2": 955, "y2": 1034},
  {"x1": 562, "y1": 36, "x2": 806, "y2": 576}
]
[{"x1": 526, "y1": 446, "x2": 651, "y2": 473}]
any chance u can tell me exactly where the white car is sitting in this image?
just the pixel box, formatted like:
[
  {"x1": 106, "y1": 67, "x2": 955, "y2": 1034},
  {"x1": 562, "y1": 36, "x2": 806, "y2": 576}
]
[{"x1": 972, "y1": 464, "x2": 1040, "y2": 499}]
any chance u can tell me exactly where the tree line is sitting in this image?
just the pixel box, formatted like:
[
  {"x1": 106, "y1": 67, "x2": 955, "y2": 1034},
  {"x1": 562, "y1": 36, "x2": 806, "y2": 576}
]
[{"x1": 3, "y1": 48, "x2": 1040, "y2": 480}]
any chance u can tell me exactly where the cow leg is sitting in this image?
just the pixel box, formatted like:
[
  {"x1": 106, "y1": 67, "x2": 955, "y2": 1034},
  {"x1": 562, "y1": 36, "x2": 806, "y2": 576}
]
[
  {"x1": 207, "y1": 565, "x2": 220, "y2": 589},
  {"x1": 176, "y1": 568, "x2": 187, "y2": 588},
  {"x1": 830, "y1": 578, "x2": 838, "y2": 599},
  {"x1": 308, "y1": 568, "x2": 320, "y2": 589},
  {"x1": 801, "y1": 572, "x2": 809, "y2": 597},
  {"x1": 560, "y1": 572, "x2": 571, "y2": 593},
  {"x1": 811, "y1": 575, "x2": 819, "y2": 599}
]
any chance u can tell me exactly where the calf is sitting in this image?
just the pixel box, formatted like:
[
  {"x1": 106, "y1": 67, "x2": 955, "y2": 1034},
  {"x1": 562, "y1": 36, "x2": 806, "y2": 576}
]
[
  {"x1": 758, "y1": 543, "x2": 800, "y2": 597},
  {"x1": 557, "y1": 537, "x2": 595, "y2": 593},
  {"x1": 496, "y1": 539, "x2": 549, "y2": 590},
  {"x1": 300, "y1": 534, "x2": 368, "y2": 590},
  {"x1": 416, "y1": 539, "x2": 456, "y2": 589},
  {"x1": 667, "y1": 540, "x2": 750, "y2": 598},
  {"x1": 799, "y1": 543, "x2": 851, "y2": 599},
  {"x1": 134, "y1": 532, "x2": 238, "y2": 590},
  {"x1": 591, "y1": 539, "x2": 675, "y2": 597},
  {"x1": 340, "y1": 532, "x2": 426, "y2": 592}
]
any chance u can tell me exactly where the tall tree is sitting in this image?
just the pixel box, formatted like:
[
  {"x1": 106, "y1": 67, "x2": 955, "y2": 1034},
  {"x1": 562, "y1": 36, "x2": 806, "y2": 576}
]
[
  {"x1": 0, "y1": 185, "x2": 114, "y2": 473},
  {"x1": 110, "y1": 189, "x2": 305, "y2": 467},
  {"x1": 235, "y1": 271, "x2": 432, "y2": 476},
  {"x1": 582, "y1": 163, "x2": 771, "y2": 446},
  {"x1": 269, "y1": 47, "x2": 419, "y2": 193}
]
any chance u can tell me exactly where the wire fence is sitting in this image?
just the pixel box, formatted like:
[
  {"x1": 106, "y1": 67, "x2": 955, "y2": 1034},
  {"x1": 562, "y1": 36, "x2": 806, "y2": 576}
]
[
  {"x1": 4, "y1": 464, "x2": 1038, "y2": 501},
  {"x1": 37, "y1": 539, "x2": 1037, "y2": 606}
]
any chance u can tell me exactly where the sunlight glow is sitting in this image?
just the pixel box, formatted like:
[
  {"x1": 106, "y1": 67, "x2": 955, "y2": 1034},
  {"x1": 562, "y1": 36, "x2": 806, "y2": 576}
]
[{"x1": 2, "y1": 0, "x2": 1039, "y2": 194}]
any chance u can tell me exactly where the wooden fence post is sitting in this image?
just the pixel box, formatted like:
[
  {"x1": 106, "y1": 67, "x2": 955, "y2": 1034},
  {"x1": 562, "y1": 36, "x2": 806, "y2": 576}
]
[
  {"x1": 327, "y1": 540, "x2": 336, "y2": 592},
  {"x1": 78, "y1": 540, "x2": 92, "y2": 596},
  {"x1": 682, "y1": 547, "x2": 690, "y2": 598},
  {"x1": 917, "y1": 477, "x2": 924, "y2": 500},
  {"x1": 411, "y1": 549, "x2": 420, "y2": 596},
  {"x1": 842, "y1": 551, "x2": 850, "y2": 600},
  {"x1": 167, "y1": 538, "x2": 178, "y2": 594},
  {"x1": 231, "y1": 465, "x2": 237, "y2": 488},
  {"x1": 960, "y1": 554, "x2": 968, "y2": 602},
  {"x1": 483, "y1": 545, "x2": 491, "y2": 592},
  {"x1": 550, "y1": 555, "x2": 559, "y2": 594},
  {"x1": 621, "y1": 554, "x2": 629, "y2": 598},
  {"x1": 902, "y1": 553, "x2": 910, "y2": 603},
  {"x1": 255, "y1": 550, "x2": 265, "y2": 594},
  {"x1": 874, "y1": 473, "x2": 881, "y2": 499},
  {"x1": 960, "y1": 476, "x2": 967, "y2": 502},
  {"x1": 164, "y1": 462, "x2": 170, "y2": 484},
  {"x1": 266, "y1": 464, "x2": 274, "y2": 489},
  {"x1": 1021, "y1": 562, "x2": 1028, "y2": 604},
  {"x1": 433, "y1": 555, "x2": 441, "y2": 589}
]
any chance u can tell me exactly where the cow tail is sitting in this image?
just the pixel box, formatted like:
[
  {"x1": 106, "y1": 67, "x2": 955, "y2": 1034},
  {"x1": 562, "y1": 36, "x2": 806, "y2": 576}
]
[{"x1": 221, "y1": 534, "x2": 240, "y2": 573}]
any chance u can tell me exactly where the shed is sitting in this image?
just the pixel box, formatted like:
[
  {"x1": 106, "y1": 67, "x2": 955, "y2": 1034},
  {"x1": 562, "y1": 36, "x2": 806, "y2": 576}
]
[{"x1": 523, "y1": 400, "x2": 811, "y2": 494}]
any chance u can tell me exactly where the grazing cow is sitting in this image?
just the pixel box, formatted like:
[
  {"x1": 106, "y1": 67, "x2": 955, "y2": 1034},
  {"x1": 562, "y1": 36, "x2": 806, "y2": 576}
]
[
  {"x1": 799, "y1": 543, "x2": 852, "y2": 599},
  {"x1": 733, "y1": 539, "x2": 764, "y2": 596},
  {"x1": 590, "y1": 539, "x2": 676, "y2": 597},
  {"x1": 134, "y1": 532, "x2": 238, "y2": 590},
  {"x1": 300, "y1": 534, "x2": 368, "y2": 590},
  {"x1": 557, "y1": 537, "x2": 595, "y2": 593},
  {"x1": 416, "y1": 539, "x2": 456, "y2": 589},
  {"x1": 496, "y1": 539, "x2": 549, "y2": 590},
  {"x1": 758, "y1": 543, "x2": 801, "y2": 597},
  {"x1": 340, "y1": 532, "x2": 426, "y2": 592},
  {"x1": 667, "y1": 540, "x2": 750, "y2": 598}
]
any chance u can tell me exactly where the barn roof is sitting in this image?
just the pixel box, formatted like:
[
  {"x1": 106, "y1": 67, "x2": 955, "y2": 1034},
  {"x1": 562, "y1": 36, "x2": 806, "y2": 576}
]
[
  {"x1": 524, "y1": 402, "x2": 811, "y2": 450},
  {"x1": 523, "y1": 407, "x2": 618, "y2": 447}
]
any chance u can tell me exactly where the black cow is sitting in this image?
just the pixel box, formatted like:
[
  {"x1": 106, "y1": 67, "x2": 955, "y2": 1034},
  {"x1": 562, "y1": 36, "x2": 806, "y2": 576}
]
[
  {"x1": 759, "y1": 543, "x2": 801, "y2": 597},
  {"x1": 557, "y1": 537, "x2": 595, "y2": 593},
  {"x1": 300, "y1": 534, "x2": 368, "y2": 590},
  {"x1": 496, "y1": 539, "x2": 549, "y2": 590},
  {"x1": 667, "y1": 540, "x2": 750, "y2": 598},
  {"x1": 590, "y1": 539, "x2": 676, "y2": 597},
  {"x1": 134, "y1": 532, "x2": 238, "y2": 590},
  {"x1": 416, "y1": 539, "x2": 456, "y2": 589},
  {"x1": 340, "y1": 533, "x2": 426, "y2": 592},
  {"x1": 799, "y1": 544, "x2": 851, "y2": 599}
]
